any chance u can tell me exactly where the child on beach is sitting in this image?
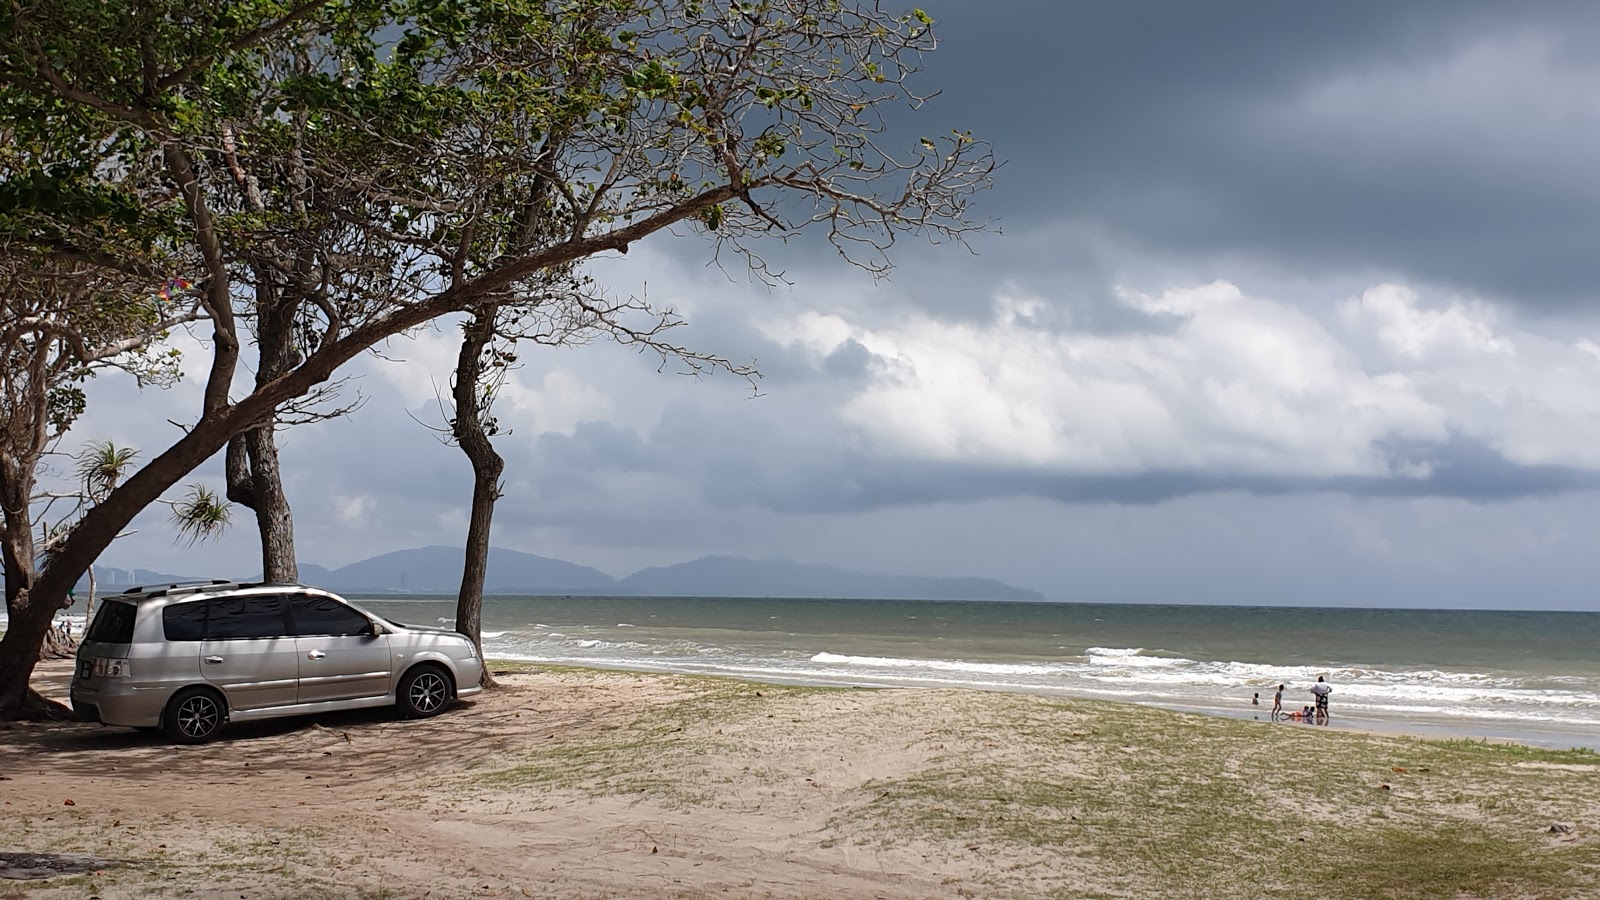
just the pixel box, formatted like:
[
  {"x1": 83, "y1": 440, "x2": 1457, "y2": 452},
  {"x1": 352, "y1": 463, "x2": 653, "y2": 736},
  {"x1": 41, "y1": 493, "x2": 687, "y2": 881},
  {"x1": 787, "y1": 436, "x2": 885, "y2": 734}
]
[{"x1": 1272, "y1": 684, "x2": 1284, "y2": 718}]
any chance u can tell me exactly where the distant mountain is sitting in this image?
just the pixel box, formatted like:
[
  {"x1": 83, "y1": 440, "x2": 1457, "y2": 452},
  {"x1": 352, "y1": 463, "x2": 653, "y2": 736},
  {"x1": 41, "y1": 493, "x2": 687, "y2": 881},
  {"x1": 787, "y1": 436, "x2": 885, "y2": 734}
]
[
  {"x1": 79, "y1": 563, "x2": 330, "y2": 595},
  {"x1": 78, "y1": 567, "x2": 210, "y2": 593},
  {"x1": 315, "y1": 545, "x2": 617, "y2": 594},
  {"x1": 620, "y1": 556, "x2": 1044, "y2": 602},
  {"x1": 80, "y1": 548, "x2": 1042, "y2": 602},
  {"x1": 240, "y1": 563, "x2": 335, "y2": 584}
]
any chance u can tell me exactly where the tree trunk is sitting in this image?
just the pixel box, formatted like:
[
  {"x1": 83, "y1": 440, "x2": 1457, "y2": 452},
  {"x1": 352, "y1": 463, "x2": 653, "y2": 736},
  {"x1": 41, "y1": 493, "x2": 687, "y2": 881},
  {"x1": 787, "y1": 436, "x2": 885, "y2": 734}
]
[
  {"x1": 452, "y1": 310, "x2": 503, "y2": 689},
  {"x1": 84, "y1": 565, "x2": 97, "y2": 627},
  {"x1": 225, "y1": 281, "x2": 301, "y2": 585},
  {"x1": 0, "y1": 459, "x2": 71, "y2": 718},
  {"x1": 227, "y1": 425, "x2": 298, "y2": 583},
  {"x1": 247, "y1": 426, "x2": 297, "y2": 582},
  {"x1": 0, "y1": 591, "x2": 73, "y2": 719}
]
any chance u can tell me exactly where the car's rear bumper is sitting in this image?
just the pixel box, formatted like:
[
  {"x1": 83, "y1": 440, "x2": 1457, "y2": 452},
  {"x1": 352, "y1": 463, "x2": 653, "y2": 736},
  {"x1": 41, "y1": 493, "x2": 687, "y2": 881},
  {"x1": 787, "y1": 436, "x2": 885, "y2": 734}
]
[{"x1": 71, "y1": 680, "x2": 168, "y2": 728}]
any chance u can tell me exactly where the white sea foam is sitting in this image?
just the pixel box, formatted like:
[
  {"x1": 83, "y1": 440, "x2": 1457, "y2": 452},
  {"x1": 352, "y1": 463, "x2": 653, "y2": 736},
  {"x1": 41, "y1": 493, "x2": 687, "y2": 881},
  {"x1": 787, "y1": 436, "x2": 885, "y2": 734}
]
[
  {"x1": 810, "y1": 652, "x2": 1063, "y2": 677},
  {"x1": 1084, "y1": 647, "x2": 1184, "y2": 668}
]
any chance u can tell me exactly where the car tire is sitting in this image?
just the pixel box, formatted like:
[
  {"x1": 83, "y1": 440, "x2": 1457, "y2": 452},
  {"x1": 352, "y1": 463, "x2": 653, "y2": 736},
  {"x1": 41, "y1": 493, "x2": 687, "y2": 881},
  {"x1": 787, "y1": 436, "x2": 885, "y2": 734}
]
[
  {"x1": 397, "y1": 664, "x2": 453, "y2": 719},
  {"x1": 162, "y1": 687, "x2": 227, "y2": 744}
]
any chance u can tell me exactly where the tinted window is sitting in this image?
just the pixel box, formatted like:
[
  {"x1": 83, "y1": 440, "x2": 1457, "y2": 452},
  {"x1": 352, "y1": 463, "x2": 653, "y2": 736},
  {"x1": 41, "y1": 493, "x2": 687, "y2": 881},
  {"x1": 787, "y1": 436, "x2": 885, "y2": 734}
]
[
  {"x1": 206, "y1": 595, "x2": 286, "y2": 640},
  {"x1": 289, "y1": 595, "x2": 371, "y2": 637},
  {"x1": 86, "y1": 601, "x2": 137, "y2": 643},
  {"x1": 162, "y1": 601, "x2": 208, "y2": 641}
]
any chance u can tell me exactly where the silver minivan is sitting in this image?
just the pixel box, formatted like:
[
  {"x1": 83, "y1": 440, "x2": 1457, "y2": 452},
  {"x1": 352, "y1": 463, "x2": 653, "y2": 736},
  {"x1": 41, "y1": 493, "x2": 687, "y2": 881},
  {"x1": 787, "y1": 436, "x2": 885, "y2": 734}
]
[{"x1": 71, "y1": 581, "x2": 483, "y2": 743}]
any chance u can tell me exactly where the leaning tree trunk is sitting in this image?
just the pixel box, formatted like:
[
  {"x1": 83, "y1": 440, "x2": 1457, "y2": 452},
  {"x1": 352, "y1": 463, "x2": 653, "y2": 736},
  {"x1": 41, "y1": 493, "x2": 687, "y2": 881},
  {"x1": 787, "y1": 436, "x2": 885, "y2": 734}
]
[
  {"x1": 452, "y1": 310, "x2": 503, "y2": 689},
  {"x1": 0, "y1": 521, "x2": 70, "y2": 716},
  {"x1": 0, "y1": 459, "x2": 72, "y2": 718},
  {"x1": 0, "y1": 602, "x2": 71, "y2": 718}
]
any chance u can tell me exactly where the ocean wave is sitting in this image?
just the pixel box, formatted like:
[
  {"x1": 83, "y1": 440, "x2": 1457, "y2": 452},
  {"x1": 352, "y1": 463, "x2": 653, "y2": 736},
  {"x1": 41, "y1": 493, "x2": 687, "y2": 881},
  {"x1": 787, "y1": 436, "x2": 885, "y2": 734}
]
[
  {"x1": 811, "y1": 652, "x2": 1064, "y2": 677},
  {"x1": 1084, "y1": 647, "x2": 1184, "y2": 668}
]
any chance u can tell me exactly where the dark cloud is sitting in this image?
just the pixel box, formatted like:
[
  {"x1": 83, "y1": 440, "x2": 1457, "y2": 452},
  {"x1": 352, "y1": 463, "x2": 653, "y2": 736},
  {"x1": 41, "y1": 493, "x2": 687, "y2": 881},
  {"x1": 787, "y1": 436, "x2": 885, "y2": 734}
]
[{"x1": 916, "y1": 0, "x2": 1600, "y2": 307}]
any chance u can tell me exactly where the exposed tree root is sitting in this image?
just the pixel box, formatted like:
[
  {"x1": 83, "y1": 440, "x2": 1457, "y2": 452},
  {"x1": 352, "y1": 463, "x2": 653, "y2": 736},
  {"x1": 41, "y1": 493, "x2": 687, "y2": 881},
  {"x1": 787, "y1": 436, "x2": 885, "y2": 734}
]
[{"x1": 1, "y1": 688, "x2": 75, "y2": 721}]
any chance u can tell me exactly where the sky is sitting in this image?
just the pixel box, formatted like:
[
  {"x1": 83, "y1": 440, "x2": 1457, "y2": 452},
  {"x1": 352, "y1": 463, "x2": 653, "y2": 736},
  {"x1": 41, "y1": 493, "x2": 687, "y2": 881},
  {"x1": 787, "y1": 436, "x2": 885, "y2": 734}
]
[{"x1": 66, "y1": 1, "x2": 1600, "y2": 609}]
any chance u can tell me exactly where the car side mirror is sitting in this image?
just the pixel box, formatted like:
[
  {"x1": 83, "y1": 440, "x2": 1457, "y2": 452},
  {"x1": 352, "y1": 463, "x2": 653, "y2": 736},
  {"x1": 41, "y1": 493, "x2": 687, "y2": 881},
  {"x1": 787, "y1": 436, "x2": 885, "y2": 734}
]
[{"x1": 366, "y1": 620, "x2": 385, "y2": 637}]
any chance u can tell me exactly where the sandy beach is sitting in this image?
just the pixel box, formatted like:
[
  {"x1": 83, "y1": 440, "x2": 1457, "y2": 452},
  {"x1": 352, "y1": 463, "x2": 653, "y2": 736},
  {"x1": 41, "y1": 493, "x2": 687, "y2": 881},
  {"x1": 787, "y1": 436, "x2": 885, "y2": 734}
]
[{"x1": 2, "y1": 660, "x2": 1597, "y2": 899}]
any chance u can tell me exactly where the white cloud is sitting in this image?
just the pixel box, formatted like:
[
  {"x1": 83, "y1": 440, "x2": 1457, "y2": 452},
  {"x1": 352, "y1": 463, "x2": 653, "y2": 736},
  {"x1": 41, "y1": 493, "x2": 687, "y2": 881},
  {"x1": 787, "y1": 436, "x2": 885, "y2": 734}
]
[
  {"x1": 499, "y1": 368, "x2": 614, "y2": 436},
  {"x1": 1341, "y1": 284, "x2": 1511, "y2": 360},
  {"x1": 763, "y1": 281, "x2": 1456, "y2": 477},
  {"x1": 761, "y1": 279, "x2": 1600, "y2": 478},
  {"x1": 334, "y1": 494, "x2": 372, "y2": 525}
]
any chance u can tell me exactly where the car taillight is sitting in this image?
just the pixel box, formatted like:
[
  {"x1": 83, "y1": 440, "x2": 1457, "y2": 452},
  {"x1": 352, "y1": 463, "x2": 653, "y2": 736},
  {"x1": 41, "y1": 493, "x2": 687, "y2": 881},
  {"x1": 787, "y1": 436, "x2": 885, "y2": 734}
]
[{"x1": 93, "y1": 658, "x2": 132, "y2": 678}]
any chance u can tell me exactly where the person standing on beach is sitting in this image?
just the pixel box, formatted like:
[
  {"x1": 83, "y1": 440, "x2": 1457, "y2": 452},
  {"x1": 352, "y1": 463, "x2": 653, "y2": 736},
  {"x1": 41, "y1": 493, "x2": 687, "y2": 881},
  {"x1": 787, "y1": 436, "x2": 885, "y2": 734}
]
[
  {"x1": 1311, "y1": 676, "x2": 1332, "y2": 725},
  {"x1": 1272, "y1": 684, "x2": 1284, "y2": 719}
]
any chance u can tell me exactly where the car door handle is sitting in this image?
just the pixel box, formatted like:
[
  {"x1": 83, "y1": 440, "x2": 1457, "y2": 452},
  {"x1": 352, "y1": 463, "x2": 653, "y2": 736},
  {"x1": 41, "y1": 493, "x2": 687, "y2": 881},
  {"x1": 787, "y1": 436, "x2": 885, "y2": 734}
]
[
  {"x1": 204, "y1": 656, "x2": 224, "y2": 665},
  {"x1": 306, "y1": 650, "x2": 326, "y2": 660}
]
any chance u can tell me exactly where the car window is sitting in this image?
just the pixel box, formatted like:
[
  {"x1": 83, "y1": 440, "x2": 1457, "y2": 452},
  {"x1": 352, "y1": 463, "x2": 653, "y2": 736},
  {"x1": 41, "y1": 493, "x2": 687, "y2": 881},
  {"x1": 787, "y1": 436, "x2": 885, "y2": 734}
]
[
  {"x1": 86, "y1": 600, "x2": 138, "y2": 643},
  {"x1": 162, "y1": 600, "x2": 208, "y2": 641},
  {"x1": 288, "y1": 594, "x2": 371, "y2": 637},
  {"x1": 205, "y1": 595, "x2": 287, "y2": 640}
]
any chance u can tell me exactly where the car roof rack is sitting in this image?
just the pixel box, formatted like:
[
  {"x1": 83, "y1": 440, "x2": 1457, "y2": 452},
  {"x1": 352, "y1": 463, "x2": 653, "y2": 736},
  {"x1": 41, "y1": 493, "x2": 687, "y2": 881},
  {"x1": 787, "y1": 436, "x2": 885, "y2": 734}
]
[{"x1": 121, "y1": 579, "x2": 238, "y2": 598}]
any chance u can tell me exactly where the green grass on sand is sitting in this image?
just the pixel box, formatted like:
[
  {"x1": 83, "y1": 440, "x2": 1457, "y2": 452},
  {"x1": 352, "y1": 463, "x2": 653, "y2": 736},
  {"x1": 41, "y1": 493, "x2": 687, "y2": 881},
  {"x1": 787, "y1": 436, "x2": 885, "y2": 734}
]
[{"x1": 480, "y1": 660, "x2": 1600, "y2": 900}]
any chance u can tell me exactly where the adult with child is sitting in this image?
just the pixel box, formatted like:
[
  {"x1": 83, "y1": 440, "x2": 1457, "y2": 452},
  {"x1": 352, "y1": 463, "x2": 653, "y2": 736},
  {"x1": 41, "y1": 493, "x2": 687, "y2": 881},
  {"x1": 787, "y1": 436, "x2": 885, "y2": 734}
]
[{"x1": 1310, "y1": 675, "x2": 1332, "y2": 724}]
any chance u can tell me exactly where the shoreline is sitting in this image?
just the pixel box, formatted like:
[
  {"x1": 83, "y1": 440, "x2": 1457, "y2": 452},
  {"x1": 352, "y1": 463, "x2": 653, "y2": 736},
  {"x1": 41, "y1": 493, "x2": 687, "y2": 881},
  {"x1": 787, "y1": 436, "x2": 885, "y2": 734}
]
[
  {"x1": 485, "y1": 655, "x2": 1600, "y2": 752},
  {"x1": 5, "y1": 659, "x2": 1597, "y2": 898}
]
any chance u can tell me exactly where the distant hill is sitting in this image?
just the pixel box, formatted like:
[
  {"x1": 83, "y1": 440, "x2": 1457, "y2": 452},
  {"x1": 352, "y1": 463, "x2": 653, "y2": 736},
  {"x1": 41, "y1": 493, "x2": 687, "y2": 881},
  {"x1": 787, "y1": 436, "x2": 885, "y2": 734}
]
[
  {"x1": 80, "y1": 548, "x2": 1042, "y2": 602},
  {"x1": 79, "y1": 567, "x2": 210, "y2": 594},
  {"x1": 620, "y1": 555, "x2": 1044, "y2": 602},
  {"x1": 313, "y1": 546, "x2": 618, "y2": 594}
]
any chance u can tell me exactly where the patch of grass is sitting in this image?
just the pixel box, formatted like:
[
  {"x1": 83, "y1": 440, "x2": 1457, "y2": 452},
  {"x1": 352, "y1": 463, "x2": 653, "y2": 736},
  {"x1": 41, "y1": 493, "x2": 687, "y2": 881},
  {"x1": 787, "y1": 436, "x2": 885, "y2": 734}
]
[
  {"x1": 1420, "y1": 737, "x2": 1600, "y2": 764},
  {"x1": 1318, "y1": 824, "x2": 1589, "y2": 900},
  {"x1": 843, "y1": 692, "x2": 1600, "y2": 899},
  {"x1": 485, "y1": 658, "x2": 545, "y2": 674},
  {"x1": 474, "y1": 677, "x2": 837, "y2": 804}
]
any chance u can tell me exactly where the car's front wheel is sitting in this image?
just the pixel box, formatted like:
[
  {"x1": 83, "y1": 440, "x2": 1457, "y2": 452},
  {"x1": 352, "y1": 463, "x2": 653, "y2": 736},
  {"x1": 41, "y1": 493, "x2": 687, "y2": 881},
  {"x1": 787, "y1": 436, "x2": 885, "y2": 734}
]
[
  {"x1": 397, "y1": 665, "x2": 453, "y2": 719},
  {"x1": 162, "y1": 687, "x2": 227, "y2": 744}
]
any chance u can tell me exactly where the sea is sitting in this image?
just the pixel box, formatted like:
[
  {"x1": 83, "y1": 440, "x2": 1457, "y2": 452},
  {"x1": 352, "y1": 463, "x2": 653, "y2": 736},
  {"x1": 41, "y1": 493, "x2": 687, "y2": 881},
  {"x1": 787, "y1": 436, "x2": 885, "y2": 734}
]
[{"x1": 342, "y1": 594, "x2": 1600, "y2": 751}]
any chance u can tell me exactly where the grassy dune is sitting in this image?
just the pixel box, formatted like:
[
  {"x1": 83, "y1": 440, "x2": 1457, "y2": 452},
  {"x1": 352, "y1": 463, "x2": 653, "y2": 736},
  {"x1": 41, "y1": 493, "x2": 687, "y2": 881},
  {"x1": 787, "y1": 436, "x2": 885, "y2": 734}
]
[{"x1": 477, "y1": 665, "x2": 1600, "y2": 899}]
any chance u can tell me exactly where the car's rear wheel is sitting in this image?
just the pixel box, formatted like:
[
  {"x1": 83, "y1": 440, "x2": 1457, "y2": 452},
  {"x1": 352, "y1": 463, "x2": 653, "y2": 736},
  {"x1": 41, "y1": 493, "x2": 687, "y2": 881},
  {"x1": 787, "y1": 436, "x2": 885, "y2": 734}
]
[
  {"x1": 162, "y1": 687, "x2": 226, "y2": 744},
  {"x1": 397, "y1": 665, "x2": 453, "y2": 718}
]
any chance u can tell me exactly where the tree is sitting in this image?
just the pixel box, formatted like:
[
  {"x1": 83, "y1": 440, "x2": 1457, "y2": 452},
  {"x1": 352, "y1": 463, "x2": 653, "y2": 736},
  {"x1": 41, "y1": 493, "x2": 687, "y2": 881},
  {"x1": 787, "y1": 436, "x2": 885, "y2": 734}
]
[
  {"x1": 0, "y1": 252, "x2": 196, "y2": 714},
  {"x1": 436, "y1": 278, "x2": 753, "y2": 678},
  {"x1": 0, "y1": 0, "x2": 991, "y2": 718}
]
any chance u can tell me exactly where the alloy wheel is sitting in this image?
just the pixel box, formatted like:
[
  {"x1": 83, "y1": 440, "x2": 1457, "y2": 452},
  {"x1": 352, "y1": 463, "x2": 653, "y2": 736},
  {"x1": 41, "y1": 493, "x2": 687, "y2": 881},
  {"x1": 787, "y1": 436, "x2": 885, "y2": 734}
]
[
  {"x1": 176, "y1": 694, "x2": 220, "y2": 740},
  {"x1": 408, "y1": 671, "x2": 447, "y2": 713}
]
